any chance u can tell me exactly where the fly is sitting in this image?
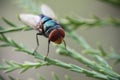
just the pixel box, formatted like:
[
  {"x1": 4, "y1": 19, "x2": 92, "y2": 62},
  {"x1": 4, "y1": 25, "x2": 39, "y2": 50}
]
[{"x1": 18, "y1": 4, "x2": 66, "y2": 60}]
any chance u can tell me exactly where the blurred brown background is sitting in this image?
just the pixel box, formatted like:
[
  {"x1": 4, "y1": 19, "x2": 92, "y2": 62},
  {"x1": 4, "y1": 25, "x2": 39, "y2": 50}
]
[{"x1": 0, "y1": 0, "x2": 120, "y2": 80}]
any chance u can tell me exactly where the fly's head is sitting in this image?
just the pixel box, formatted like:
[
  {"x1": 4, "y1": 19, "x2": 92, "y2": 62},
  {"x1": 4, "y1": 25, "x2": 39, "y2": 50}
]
[{"x1": 48, "y1": 28, "x2": 65, "y2": 44}]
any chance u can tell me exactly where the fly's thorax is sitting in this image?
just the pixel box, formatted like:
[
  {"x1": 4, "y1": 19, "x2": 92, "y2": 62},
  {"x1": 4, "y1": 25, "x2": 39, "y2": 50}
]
[{"x1": 40, "y1": 14, "x2": 60, "y2": 37}]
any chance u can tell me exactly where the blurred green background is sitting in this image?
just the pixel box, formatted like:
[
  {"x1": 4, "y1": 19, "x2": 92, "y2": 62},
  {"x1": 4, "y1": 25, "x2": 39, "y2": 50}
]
[{"x1": 0, "y1": 0, "x2": 120, "y2": 80}]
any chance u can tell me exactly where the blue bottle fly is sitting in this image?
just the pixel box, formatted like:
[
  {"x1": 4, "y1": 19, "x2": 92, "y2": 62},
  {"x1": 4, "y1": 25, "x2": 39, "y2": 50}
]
[{"x1": 19, "y1": 4, "x2": 66, "y2": 60}]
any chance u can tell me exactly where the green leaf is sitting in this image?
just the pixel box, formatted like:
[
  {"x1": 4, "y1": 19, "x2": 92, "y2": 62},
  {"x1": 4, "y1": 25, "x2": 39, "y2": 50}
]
[
  {"x1": 52, "y1": 72, "x2": 59, "y2": 80},
  {"x1": 98, "y1": 45, "x2": 107, "y2": 56},
  {"x1": 100, "y1": 0, "x2": 120, "y2": 7},
  {"x1": 0, "y1": 34, "x2": 8, "y2": 42},
  {"x1": 20, "y1": 67, "x2": 29, "y2": 73},
  {"x1": 0, "y1": 75, "x2": 5, "y2": 80},
  {"x1": 0, "y1": 44, "x2": 9, "y2": 47},
  {"x1": 39, "y1": 76, "x2": 46, "y2": 80},
  {"x1": 1, "y1": 17, "x2": 17, "y2": 27},
  {"x1": 8, "y1": 76, "x2": 16, "y2": 80},
  {"x1": 4, "y1": 68, "x2": 18, "y2": 73},
  {"x1": 0, "y1": 26, "x2": 4, "y2": 30},
  {"x1": 109, "y1": 49, "x2": 120, "y2": 64},
  {"x1": 5, "y1": 61, "x2": 15, "y2": 67},
  {"x1": 65, "y1": 75, "x2": 71, "y2": 80}
]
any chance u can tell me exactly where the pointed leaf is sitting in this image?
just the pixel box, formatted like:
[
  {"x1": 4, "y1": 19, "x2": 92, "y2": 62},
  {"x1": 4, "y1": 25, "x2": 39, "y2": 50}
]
[
  {"x1": 20, "y1": 67, "x2": 29, "y2": 73},
  {"x1": 0, "y1": 34, "x2": 8, "y2": 42},
  {"x1": 65, "y1": 75, "x2": 71, "y2": 80},
  {"x1": 39, "y1": 76, "x2": 46, "y2": 80},
  {"x1": 0, "y1": 75, "x2": 5, "y2": 80},
  {"x1": 4, "y1": 68, "x2": 18, "y2": 73},
  {"x1": 0, "y1": 26, "x2": 4, "y2": 30},
  {"x1": 1, "y1": 17, "x2": 17, "y2": 27},
  {"x1": 0, "y1": 44, "x2": 9, "y2": 47},
  {"x1": 8, "y1": 76, "x2": 16, "y2": 80},
  {"x1": 52, "y1": 72, "x2": 59, "y2": 80},
  {"x1": 98, "y1": 45, "x2": 107, "y2": 56}
]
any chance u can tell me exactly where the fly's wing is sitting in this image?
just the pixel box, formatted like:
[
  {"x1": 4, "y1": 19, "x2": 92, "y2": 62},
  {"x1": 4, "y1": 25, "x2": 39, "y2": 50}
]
[
  {"x1": 41, "y1": 4, "x2": 56, "y2": 20},
  {"x1": 18, "y1": 14, "x2": 41, "y2": 29}
]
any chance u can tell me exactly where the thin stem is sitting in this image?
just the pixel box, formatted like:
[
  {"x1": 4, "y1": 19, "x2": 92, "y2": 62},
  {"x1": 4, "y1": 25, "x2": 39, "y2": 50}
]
[
  {"x1": 0, "y1": 26, "x2": 32, "y2": 34},
  {"x1": 0, "y1": 34, "x2": 110, "y2": 80},
  {"x1": 57, "y1": 46, "x2": 120, "y2": 79}
]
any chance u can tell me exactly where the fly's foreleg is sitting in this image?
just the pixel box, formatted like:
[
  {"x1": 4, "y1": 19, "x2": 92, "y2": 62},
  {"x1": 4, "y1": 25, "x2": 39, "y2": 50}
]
[
  {"x1": 63, "y1": 39, "x2": 66, "y2": 49},
  {"x1": 44, "y1": 40, "x2": 50, "y2": 61},
  {"x1": 32, "y1": 32, "x2": 43, "y2": 55}
]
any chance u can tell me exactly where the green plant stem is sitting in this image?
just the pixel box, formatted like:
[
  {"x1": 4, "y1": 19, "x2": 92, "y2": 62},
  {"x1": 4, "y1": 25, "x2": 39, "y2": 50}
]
[
  {"x1": 0, "y1": 26, "x2": 32, "y2": 34},
  {"x1": 67, "y1": 31, "x2": 107, "y2": 57},
  {"x1": 57, "y1": 46, "x2": 120, "y2": 80},
  {"x1": 99, "y1": 0, "x2": 120, "y2": 7},
  {"x1": 57, "y1": 24, "x2": 120, "y2": 79},
  {"x1": 1, "y1": 16, "x2": 120, "y2": 34},
  {"x1": 0, "y1": 1, "x2": 120, "y2": 80},
  {"x1": 68, "y1": 31, "x2": 91, "y2": 49},
  {"x1": 0, "y1": 34, "x2": 111, "y2": 80},
  {"x1": 0, "y1": 15, "x2": 120, "y2": 80},
  {"x1": 0, "y1": 75, "x2": 5, "y2": 80},
  {"x1": 0, "y1": 60, "x2": 47, "y2": 73},
  {"x1": 44, "y1": 58, "x2": 108, "y2": 80},
  {"x1": 0, "y1": 18, "x2": 120, "y2": 79},
  {"x1": 0, "y1": 60, "x2": 108, "y2": 80},
  {"x1": 60, "y1": 16, "x2": 120, "y2": 30}
]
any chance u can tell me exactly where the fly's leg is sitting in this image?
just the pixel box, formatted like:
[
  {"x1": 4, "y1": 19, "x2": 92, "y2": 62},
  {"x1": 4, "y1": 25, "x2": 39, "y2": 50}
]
[
  {"x1": 32, "y1": 32, "x2": 42, "y2": 55},
  {"x1": 44, "y1": 40, "x2": 50, "y2": 61},
  {"x1": 63, "y1": 39, "x2": 66, "y2": 49}
]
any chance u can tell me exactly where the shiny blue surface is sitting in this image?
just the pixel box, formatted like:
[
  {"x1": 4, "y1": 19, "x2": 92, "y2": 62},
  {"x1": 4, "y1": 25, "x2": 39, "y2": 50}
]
[
  {"x1": 43, "y1": 20, "x2": 57, "y2": 30},
  {"x1": 40, "y1": 15, "x2": 60, "y2": 37}
]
